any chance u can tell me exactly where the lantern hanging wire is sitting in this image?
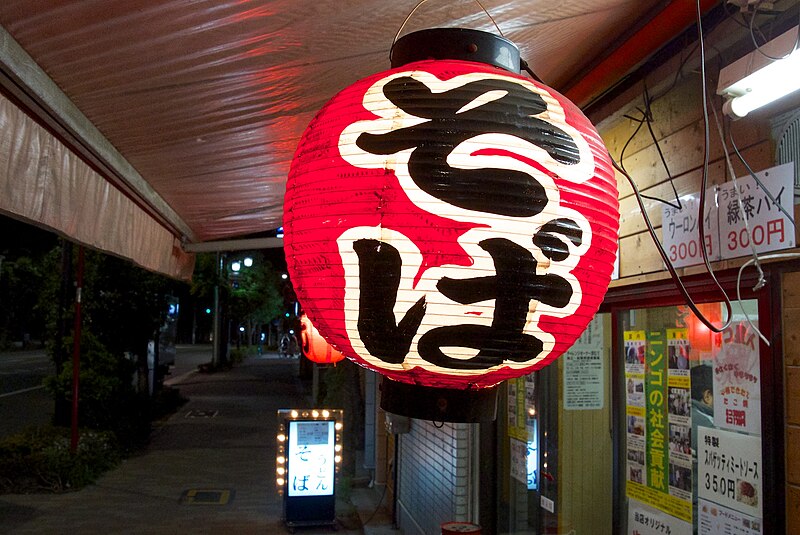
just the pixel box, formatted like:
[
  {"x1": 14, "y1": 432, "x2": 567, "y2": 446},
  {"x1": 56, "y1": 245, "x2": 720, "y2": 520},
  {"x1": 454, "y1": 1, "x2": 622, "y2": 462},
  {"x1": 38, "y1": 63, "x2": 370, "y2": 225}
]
[{"x1": 390, "y1": 0, "x2": 545, "y2": 83}]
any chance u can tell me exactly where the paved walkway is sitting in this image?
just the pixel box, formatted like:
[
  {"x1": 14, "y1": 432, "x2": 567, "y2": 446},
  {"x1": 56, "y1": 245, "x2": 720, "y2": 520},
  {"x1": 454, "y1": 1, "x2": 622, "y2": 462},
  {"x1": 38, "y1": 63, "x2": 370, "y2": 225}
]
[{"x1": 0, "y1": 347, "x2": 395, "y2": 534}]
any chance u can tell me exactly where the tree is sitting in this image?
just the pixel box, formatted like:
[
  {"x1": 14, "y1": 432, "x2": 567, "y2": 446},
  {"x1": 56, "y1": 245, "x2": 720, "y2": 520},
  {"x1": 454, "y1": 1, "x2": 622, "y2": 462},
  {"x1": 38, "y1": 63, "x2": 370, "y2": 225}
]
[{"x1": 227, "y1": 254, "x2": 283, "y2": 346}]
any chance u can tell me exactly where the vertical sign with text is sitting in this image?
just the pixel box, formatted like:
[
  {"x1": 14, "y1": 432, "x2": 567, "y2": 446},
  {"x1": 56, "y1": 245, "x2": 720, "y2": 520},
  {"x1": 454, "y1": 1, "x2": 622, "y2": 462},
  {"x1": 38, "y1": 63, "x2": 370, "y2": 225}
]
[
  {"x1": 646, "y1": 330, "x2": 668, "y2": 493},
  {"x1": 713, "y1": 321, "x2": 762, "y2": 435}
]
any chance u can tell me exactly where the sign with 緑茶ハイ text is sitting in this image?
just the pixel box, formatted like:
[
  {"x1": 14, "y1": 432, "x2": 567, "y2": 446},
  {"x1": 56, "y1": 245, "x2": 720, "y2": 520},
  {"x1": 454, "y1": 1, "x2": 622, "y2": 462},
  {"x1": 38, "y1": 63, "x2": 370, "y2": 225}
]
[
  {"x1": 718, "y1": 162, "x2": 794, "y2": 259},
  {"x1": 698, "y1": 427, "x2": 762, "y2": 519},
  {"x1": 659, "y1": 163, "x2": 794, "y2": 267},
  {"x1": 662, "y1": 190, "x2": 721, "y2": 268}
]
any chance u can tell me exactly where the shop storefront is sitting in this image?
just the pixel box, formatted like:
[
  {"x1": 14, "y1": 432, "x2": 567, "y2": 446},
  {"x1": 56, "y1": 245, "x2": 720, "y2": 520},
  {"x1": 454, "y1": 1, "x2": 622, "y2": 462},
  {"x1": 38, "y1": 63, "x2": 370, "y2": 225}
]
[{"x1": 488, "y1": 269, "x2": 786, "y2": 534}]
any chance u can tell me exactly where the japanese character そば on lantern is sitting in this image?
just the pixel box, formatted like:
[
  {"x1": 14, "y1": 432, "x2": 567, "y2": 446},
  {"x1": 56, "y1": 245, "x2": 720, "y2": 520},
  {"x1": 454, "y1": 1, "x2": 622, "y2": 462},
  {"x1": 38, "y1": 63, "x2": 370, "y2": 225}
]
[{"x1": 284, "y1": 57, "x2": 618, "y2": 391}]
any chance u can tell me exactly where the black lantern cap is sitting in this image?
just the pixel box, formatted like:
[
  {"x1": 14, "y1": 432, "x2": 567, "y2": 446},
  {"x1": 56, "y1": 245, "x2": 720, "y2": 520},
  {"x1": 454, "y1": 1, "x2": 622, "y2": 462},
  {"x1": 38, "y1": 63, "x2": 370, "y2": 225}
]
[
  {"x1": 391, "y1": 27, "x2": 521, "y2": 73},
  {"x1": 380, "y1": 377, "x2": 499, "y2": 423}
]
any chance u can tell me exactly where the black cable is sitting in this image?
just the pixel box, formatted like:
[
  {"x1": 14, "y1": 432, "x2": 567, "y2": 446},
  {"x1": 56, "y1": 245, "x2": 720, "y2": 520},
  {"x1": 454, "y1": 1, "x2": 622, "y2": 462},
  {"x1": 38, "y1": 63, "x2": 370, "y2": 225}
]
[
  {"x1": 613, "y1": 158, "x2": 731, "y2": 333},
  {"x1": 729, "y1": 130, "x2": 795, "y2": 225},
  {"x1": 520, "y1": 58, "x2": 545, "y2": 84},
  {"x1": 746, "y1": 0, "x2": 799, "y2": 61},
  {"x1": 618, "y1": 89, "x2": 682, "y2": 210},
  {"x1": 360, "y1": 480, "x2": 389, "y2": 527}
]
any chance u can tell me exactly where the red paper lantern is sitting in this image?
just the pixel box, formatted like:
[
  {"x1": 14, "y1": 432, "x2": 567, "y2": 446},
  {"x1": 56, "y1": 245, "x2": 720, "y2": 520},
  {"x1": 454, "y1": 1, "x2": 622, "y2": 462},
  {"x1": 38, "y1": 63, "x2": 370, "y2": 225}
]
[
  {"x1": 284, "y1": 57, "x2": 618, "y2": 390},
  {"x1": 300, "y1": 313, "x2": 345, "y2": 365}
]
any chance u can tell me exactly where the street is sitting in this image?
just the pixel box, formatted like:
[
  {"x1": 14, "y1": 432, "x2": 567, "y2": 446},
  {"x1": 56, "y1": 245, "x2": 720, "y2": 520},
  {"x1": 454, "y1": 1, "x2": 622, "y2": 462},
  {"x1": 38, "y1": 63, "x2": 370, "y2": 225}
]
[
  {"x1": 0, "y1": 345, "x2": 218, "y2": 440},
  {"x1": 0, "y1": 349, "x2": 53, "y2": 438}
]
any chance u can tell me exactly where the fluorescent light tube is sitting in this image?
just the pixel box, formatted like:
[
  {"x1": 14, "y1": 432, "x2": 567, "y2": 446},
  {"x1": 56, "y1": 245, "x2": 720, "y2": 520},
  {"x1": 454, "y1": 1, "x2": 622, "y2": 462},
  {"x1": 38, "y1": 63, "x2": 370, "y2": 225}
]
[{"x1": 718, "y1": 26, "x2": 800, "y2": 118}]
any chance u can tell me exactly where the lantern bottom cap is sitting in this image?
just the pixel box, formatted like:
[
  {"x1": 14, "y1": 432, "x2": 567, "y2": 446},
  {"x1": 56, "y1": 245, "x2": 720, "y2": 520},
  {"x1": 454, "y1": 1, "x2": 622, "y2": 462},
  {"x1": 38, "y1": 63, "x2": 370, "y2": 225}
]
[{"x1": 379, "y1": 377, "x2": 498, "y2": 423}]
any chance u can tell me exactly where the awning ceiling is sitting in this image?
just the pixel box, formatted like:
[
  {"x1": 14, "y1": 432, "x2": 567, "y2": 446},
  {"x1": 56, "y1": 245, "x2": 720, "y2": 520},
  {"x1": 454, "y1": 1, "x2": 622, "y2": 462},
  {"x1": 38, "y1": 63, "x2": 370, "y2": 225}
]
[{"x1": 0, "y1": 0, "x2": 718, "y2": 277}]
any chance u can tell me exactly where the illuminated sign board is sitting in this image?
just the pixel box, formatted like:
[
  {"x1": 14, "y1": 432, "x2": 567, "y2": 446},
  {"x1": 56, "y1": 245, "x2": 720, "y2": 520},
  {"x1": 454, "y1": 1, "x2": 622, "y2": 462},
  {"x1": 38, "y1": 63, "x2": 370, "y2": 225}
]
[
  {"x1": 287, "y1": 420, "x2": 336, "y2": 497},
  {"x1": 276, "y1": 409, "x2": 343, "y2": 530}
]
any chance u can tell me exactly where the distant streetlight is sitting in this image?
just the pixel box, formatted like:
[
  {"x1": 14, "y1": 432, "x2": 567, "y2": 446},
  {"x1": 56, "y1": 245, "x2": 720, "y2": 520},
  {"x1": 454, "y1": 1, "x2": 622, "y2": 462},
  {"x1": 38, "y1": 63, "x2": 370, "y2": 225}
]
[
  {"x1": 243, "y1": 257, "x2": 253, "y2": 268},
  {"x1": 281, "y1": 273, "x2": 288, "y2": 280},
  {"x1": 231, "y1": 260, "x2": 242, "y2": 272}
]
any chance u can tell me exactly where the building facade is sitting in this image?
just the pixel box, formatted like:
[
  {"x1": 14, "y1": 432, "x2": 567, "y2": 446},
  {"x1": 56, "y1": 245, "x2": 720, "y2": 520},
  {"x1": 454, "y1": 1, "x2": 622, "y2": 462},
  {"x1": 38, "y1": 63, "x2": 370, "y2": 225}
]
[{"x1": 360, "y1": 5, "x2": 800, "y2": 534}]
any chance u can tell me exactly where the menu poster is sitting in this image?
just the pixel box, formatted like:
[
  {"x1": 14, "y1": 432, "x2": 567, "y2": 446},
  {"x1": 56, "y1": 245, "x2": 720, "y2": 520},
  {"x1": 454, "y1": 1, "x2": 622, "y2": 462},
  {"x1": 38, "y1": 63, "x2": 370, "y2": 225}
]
[
  {"x1": 713, "y1": 322, "x2": 762, "y2": 435},
  {"x1": 698, "y1": 498, "x2": 762, "y2": 535},
  {"x1": 698, "y1": 427, "x2": 762, "y2": 519},
  {"x1": 718, "y1": 162, "x2": 795, "y2": 259}
]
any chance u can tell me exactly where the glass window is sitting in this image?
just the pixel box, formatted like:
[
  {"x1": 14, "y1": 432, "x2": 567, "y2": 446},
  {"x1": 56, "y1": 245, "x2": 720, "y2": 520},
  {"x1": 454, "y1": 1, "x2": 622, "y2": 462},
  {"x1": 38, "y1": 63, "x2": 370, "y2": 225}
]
[
  {"x1": 497, "y1": 313, "x2": 613, "y2": 534},
  {"x1": 620, "y1": 301, "x2": 764, "y2": 535}
]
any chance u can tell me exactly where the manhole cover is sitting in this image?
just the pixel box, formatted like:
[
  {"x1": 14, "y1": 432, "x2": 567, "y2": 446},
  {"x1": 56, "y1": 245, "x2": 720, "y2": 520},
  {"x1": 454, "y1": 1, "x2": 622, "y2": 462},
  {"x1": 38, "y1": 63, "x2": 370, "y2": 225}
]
[
  {"x1": 185, "y1": 409, "x2": 218, "y2": 418},
  {"x1": 180, "y1": 489, "x2": 234, "y2": 505}
]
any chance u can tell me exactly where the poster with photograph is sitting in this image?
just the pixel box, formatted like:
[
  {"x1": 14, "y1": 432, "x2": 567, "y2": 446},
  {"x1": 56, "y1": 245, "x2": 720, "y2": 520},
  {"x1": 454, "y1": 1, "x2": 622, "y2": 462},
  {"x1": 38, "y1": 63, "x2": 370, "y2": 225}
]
[
  {"x1": 698, "y1": 427, "x2": 762, "y2": 519},
  {"x1": 625, "y1": 330, "x2": 693, "y2": 524},
  {"x1": 713, "y1": 321, "x2": 761, "y2": 435},
  {"x1": 667, "y1": 329, "x2": 690, "y2": 377},
  {"x1": 698, "y1": 498, "x2": 762, "y2": 535},
  {"x1": 507, "y1": 376, "x2": 526, "y2": 441}
]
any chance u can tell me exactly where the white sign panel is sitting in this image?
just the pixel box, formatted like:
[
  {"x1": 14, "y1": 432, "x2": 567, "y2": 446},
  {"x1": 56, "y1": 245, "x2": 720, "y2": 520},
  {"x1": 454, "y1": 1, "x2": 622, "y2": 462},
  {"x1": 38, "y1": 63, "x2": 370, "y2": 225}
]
[
  {"x1": 713, "y1": 321, "x2": 762, "y2": 435},
  {"x1": 287, "y1": 420, "x2": 336, "y2": 497},
  {"x1": 698, "y1": 498, "x2": 762, "y2": 534},
  {"x1": 563, "y1": 314, "x2": 604, "y2": 410},
  {"x1": 510, "y1": 437, "x2": 528, "y2": 485},
  {"x1": 527, "y1": 421, "x2": 539, "y2": 491},
  {"x1": 718, "y1": 162, "x2": 795, "y2": 259},
  {"x1": 628, "y1": 499, "x2": 691, "y2": 535},
  {"x1": 662, "y1": 190, "x2": 721, "y2": 268},
  {"x1": 698, "y1": 427, "x2": 762, "y2": 518}
]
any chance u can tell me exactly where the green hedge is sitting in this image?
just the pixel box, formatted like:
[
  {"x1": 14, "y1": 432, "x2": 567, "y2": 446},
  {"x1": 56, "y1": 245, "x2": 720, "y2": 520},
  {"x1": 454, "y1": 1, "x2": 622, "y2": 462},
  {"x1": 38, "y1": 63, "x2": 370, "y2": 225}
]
[{"x1": 0, "y1": 426, "x2": 121, "y2": 493}]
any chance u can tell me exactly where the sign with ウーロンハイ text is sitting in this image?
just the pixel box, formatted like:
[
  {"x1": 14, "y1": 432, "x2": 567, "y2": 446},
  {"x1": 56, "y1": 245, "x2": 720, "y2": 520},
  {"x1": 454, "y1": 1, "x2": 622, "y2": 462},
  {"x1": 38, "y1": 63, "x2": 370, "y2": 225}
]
[{"x1": 662, "y1": 190, "x2": 721, "y2": 269}]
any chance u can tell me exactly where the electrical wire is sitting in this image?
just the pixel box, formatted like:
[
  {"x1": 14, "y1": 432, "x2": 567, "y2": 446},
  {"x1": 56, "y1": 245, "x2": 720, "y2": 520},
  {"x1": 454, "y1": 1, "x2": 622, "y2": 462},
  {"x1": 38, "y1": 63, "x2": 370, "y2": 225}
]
[
  {"x1": 605, "y1": 0, "x2": 736, "y2": 333},
  {"x1": 613, "y1": 158, "x2": 731, "y2": 333},
  {"x1": 746, "y1": 0, "x2": 800, "y2": 61},
  {"x1": 618, "y1": 87, "x2": 682, "y2": 210},
  {"x1": 738, "y1": 252, "x2": 800, "y2": 346},
  {"x1": 729, "y1": 130, "x2": 796, "y2": 225},
  {"x1": 360, "y1": 478, "x2": 389, "y2": 527},
  {"x1": 391, "y1": 0, "x2": 505, "y2": 61},
  {"x1": 709, "y1": 95, "x2": 767, "y2": 291}
]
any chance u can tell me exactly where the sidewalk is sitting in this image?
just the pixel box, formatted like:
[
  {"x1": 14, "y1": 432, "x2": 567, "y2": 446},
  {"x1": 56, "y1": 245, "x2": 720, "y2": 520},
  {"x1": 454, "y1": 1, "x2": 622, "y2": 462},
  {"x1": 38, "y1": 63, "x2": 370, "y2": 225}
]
[{"x1": 0, "y1": 347, "x2": 396, "y2": 534}]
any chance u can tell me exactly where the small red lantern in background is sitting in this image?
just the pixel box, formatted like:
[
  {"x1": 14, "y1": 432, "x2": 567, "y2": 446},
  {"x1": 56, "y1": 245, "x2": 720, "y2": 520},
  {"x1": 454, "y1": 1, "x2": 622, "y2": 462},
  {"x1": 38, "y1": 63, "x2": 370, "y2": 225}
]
[
  {"x1": 284, "y1": 29, "x2": 619, "y2": 421},
  {"x1": 300, "y1": 313, "x2": 345, "y2": 365}
]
